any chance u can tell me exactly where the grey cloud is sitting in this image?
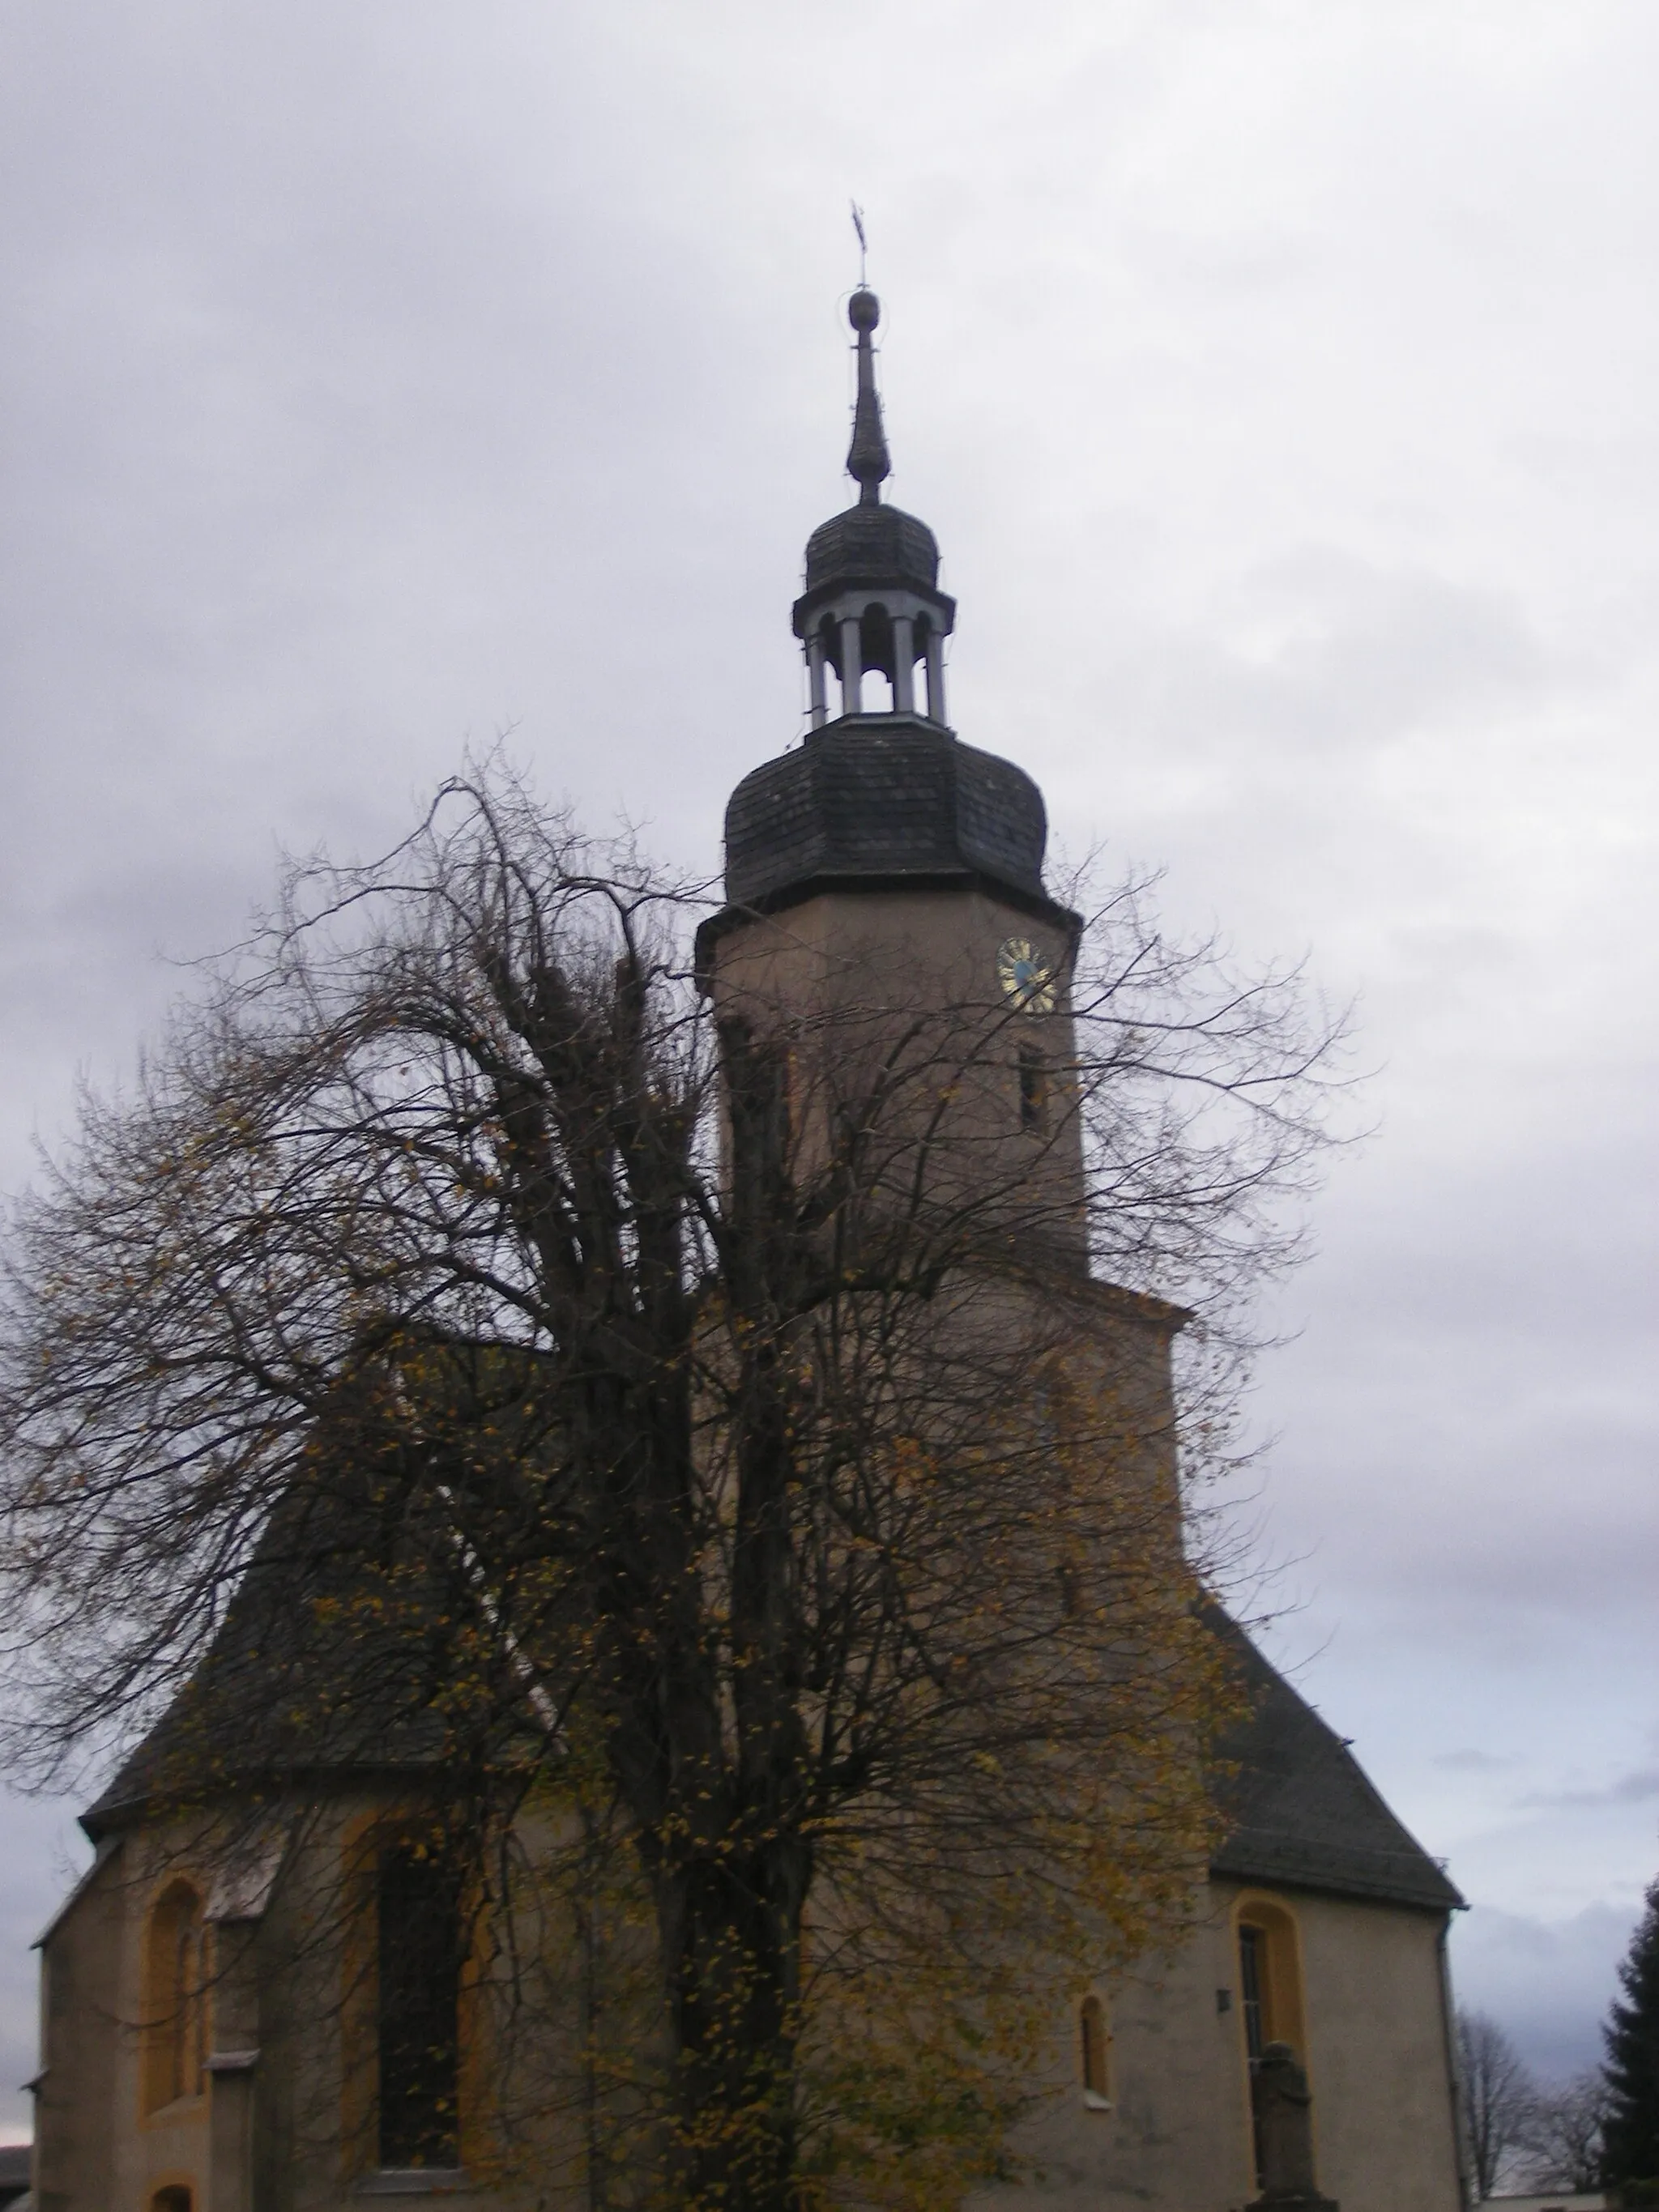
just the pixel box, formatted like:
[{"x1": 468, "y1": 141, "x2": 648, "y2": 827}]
[
  {"x1": 1522, "y1": 1770, "x2": 1659, "y2": 1813},
  {"x1": 1196, "y1": 553, "x2": 1558, "y2": 757}
]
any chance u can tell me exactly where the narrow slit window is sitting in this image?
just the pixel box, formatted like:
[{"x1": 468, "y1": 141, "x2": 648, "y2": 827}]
[
  {"x1": 1239, "y1": 1924, "x2": 1265, "y2": 2063},
  {"x1": 377, "y1": 1844, "x2": 463, "y2": 2170},
  {"x1": 1235, "y1": 1901, "x2": 1308, "y2": 2188},
  {"x1": 722, "y1": 1021, "x2": 793, "y2": 1211},
  {"x1": 1018, "y1": 1046, "x2": 1047, "y2": 1132},
  {"x1": 1080, "y1": 1993, "x2": 1111, "y2": 2102},
  {"x1": 1057, "y1": 1558, "x2": 1082, "y2": 1620}
]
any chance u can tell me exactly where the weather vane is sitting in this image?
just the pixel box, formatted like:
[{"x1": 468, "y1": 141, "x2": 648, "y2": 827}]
[{"x1": 851, "y1": 201, "x2": 868, "y2": 288}]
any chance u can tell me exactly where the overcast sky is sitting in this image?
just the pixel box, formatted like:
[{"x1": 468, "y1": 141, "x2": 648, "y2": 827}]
[{"x1": 2, "y1": 0, "x2": 1656, "y2": 2137}]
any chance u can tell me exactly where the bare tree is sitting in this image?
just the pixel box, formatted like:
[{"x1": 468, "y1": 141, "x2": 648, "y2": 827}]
[
  {"x1": 1522, "y1": 2070, "x2": 1610, "y2": 2194},
  {"x1": 0, "y1": 764, "x2": 1341, "y2": 2212},
  {"x1": 1459, "y1": 2006, "x2": 1540, "y2": 2200}
]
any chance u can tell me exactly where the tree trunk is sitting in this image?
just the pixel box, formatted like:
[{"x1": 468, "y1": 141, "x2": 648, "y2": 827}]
[{"x1": 657, "y1": 1831, "x2": 811, "y2": 2212}]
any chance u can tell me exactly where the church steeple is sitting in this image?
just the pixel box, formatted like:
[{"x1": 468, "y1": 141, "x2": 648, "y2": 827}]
[
  {"x1": 697, "y1": 286, "x2": 1066, "y2": 941},
  {"x1": 701, "y1": 278, "x2": 1084, "y2": 1260},
  {"x1": 793, "y1": 290, "x2": 957, "y2": 728}
]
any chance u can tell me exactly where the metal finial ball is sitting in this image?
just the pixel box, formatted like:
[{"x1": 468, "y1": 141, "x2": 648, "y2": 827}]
[{"x1": 848, "y1": 288, "x2": 881, "y2": 332}]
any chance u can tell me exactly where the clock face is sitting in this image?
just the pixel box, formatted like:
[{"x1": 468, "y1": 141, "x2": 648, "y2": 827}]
[{"x1": 996, "y1": 936, "x2": 1057, "y2": 1014}]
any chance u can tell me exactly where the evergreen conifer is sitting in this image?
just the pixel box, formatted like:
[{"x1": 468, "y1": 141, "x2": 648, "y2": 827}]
[{"x1": 1603, "y1": 1876, "x2": 1659, "y2": 2187}]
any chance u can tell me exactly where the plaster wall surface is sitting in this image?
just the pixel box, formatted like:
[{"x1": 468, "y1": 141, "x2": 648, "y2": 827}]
[
  {"x1": 1282, "y1": 1885, "x2": 1462, "y2": 2212},
  {"x1": 34, "y1": 1842, "x2": 124, "y2": 2212},
  {"x1": 975, "y1": 1881, "x2": 1461, "y2": 2212}
]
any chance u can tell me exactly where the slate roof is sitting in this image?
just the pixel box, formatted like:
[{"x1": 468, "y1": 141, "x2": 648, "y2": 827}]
[
  {"x1": 719, "y1": 714, "x2": 1063, "y2": 918},
  {"x1": 84, "y1": 1494, "x2": 1461, "y2": 1922},
  {"x1": 1208, "y1": 1608, "x2": 1464, "y2": 1914},
  {"x1": 81, "y1": 1474, "x2": 493, "y2": 1839}
]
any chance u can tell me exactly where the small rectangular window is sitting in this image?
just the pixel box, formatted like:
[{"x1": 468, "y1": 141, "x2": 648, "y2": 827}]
[{"x1": 1080, "y1": 1993, "x2": 1111, "y2": 2102}]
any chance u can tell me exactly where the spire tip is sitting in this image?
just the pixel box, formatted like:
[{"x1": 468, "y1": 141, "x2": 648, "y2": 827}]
[{"x1": 846, "y1": 287, "x2": 890, "y2": 504}]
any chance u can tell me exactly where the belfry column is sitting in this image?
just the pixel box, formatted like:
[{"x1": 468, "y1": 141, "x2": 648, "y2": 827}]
[
  {"x1": 838, "y1": 615, "x2": 863, "y2": 714},
  {"x1": 892, "y1": 615, "x2": 916, "y2": 712},
  {"x1": 924, "y1": 630, "x2": 946, "y2": 722}
]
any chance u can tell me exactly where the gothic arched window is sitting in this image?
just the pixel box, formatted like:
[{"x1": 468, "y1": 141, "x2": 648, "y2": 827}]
[
  {"x1": 141, "y1": 1879, "x2": 207, "y2": 2114},
  {"x1": 1234, "y1": 1894, "x2": 1309, "y2": 2183},
  {"x1": 1234, "y1": 1895, "x2": 1306, "y2": 2065}
]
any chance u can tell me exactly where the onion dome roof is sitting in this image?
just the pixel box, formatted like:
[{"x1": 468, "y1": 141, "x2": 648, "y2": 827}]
[
  {"x1": 723, "y1": 717, "x2": 1047, "y2": 911},
  {"x1": 803, "y1": 502, "x2": 940, "y2": 594}
]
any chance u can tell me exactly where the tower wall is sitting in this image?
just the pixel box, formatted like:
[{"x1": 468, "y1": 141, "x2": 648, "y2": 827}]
[{"x1": 710, "y1": 884, "x2": 1090, "y2": 1274}]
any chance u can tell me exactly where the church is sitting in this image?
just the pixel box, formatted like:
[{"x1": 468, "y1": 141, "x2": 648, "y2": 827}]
[{"x1": 29, "y1": 288, "x2": 1468, "y2": 2212}]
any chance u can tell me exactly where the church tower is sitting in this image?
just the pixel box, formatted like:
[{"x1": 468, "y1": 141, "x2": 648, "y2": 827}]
[{"x1": 699, "y1": 288, "x2": 1090, "y2": 1270}]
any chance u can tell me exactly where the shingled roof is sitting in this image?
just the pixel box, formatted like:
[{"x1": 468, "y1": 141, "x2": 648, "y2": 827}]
[
  {"x1": 87, "y1": 1496, "x2": 1461, "y2": 1924},
  {"x1": 81, "y1": 1469, "x2": 520, "y2": 1839},
  {"x1": 1208, "y1": 1608, "x2": 1463, "y2": 1914},
  {"x1": 719, "y1": 717, "x2": 1058, "y2": 914}
]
